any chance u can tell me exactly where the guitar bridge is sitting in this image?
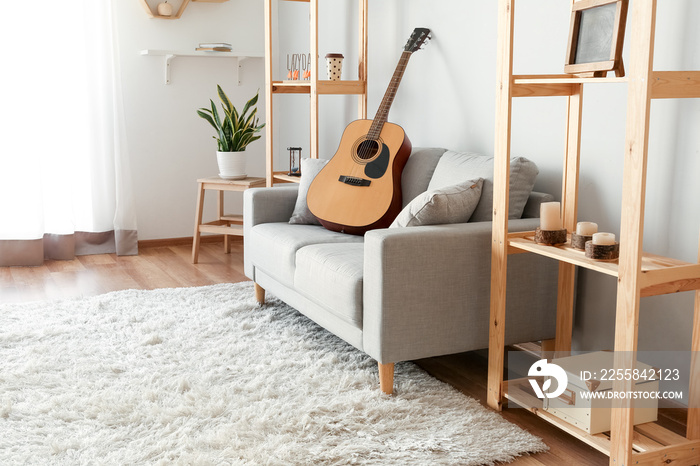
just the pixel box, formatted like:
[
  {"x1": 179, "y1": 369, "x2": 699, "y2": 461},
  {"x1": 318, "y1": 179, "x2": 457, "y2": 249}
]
[{"x1": 338, "y1": 175, "x2": 371, "y2": 187}]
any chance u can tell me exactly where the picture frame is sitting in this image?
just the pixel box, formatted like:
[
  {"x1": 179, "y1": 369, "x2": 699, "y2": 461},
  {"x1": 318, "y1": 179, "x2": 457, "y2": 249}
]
[{"x1": 564, "y1": 0, "x2": 629, "y2": 77}]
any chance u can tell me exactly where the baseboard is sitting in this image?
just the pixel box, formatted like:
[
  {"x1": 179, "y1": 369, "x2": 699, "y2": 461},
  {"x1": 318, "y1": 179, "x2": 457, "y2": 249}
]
[{"x1": 138, "y1": 235, "x2": 243, "y2": 249}]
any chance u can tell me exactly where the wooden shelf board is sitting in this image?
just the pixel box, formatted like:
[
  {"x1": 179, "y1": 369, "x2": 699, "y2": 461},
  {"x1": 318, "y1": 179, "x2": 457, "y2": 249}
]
[
  {"x1": 271, "y1": 80, "x2": 366, "y2": 95},
  {"x1": 317, "y1": 80, "x2": 366, "y2": 95},
  {"x1": 504, "y1": 378, "x2": 700, "y2": 461},
  {"x1": 271, "y1": 81, "x2": 311, "y2": 94},
  {"x1": 198, "y1": 224, "x2": 243, "y2": 236},
  {"x1": 513, "y1": 74, "x2": 629, "y2": 84},
  {"x1": 512, "y1": 74, "x2": 628, "y2": 98},
  {"x1": 651, "y1": 71, "x2": 700, "y2": 99},
  {"x1": 220, "y1": 214, "x2": 243, "y2": 223},
  {"x1": 272, "y1": 172, "x2": 302, "y2": 184},
  {"x1": 508, "y1": 231, "x2": 700, "y2": 297}
]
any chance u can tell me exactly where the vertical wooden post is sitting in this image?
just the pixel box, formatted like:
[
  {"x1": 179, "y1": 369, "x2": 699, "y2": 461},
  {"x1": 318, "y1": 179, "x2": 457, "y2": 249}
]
[
  {"x1": 264, "y1": 0, "x2": 274, "y2": 187},
  {"x1": 310, "y1": 0, "x2": 319, "y2": 159},
  {"x1": 218, "y1": 190, "x2": 230, "y2": 253},
  {"x1": 609, "y1": 1, "x2": 656, "y2": 464},
  {"x1": 358, "y1": 0, "x2": 368, "y2": 119},
  {"x1": 689, "y1": 230, "x2": 700, "y2": 440},
  {"x1": 555, "y1": 84, "x2": 583, "y2": 357},
  {"x1": 487, "y1": 0, "x2": 515, "y2": 412}
]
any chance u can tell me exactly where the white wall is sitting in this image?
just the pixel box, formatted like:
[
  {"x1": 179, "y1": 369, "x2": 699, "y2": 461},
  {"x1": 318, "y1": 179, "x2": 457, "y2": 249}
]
[
  {"x1": 274, "y1": 1, "x2": 700, "y2": 366},
  {"x1": 113, "y1": 0, "x2": 265, "y2": 240}
]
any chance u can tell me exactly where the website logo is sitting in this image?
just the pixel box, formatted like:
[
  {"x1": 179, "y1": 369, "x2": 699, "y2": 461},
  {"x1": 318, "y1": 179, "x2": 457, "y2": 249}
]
[{"x1": 528, "y1": 359, "x2": 568, "y2": 399}]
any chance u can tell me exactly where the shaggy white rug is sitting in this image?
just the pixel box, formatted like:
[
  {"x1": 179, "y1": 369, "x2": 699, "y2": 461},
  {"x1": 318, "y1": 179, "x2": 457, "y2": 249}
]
[{"x1": 0, "y1": 282, "x2": 546, "y2": 465}]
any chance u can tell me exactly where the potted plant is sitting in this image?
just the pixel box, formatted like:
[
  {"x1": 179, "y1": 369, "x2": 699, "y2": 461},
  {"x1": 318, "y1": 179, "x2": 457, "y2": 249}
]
[{"x1": 196, "y1": 85, "x2": 265, "y2": 180}]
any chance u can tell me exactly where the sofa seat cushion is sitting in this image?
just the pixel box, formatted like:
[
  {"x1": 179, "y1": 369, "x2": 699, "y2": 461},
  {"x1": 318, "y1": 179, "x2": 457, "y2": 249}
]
[
  {"x1": 294, "y1": 243, "x2": 364, "y2": 328},
  {"x1": 248, "y1": 223, "x2": 363, "y2": 287}
]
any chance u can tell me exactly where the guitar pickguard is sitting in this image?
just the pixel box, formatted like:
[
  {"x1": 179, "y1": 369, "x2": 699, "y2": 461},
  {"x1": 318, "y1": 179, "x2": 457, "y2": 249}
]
[{"x1": 364, "y1": 143, "x2": 390, "y2": 179}]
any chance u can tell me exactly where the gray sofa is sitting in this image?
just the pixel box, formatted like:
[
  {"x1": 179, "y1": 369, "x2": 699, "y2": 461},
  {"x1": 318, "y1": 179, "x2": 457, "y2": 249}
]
[{"x1": 244, "y1": 148, "x2": 558, "y2": 394}]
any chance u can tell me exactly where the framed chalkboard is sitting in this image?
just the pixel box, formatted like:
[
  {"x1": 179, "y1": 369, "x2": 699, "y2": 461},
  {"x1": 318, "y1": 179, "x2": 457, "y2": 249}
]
[{"x1": 565, "y1": 0, "x2": 628, "y2": 77}]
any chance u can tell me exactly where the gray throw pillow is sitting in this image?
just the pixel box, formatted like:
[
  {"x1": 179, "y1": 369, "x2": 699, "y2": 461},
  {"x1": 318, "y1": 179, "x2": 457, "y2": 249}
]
[
  {"x1": 289, "y1": 158, "x2": 329, "y2": 225},
  {"x1": 428, "y1": 151, "x2": 539, "y2": 222},
  {"x1": 390, "y1": 178, "x2": 484, "y2": 228}
]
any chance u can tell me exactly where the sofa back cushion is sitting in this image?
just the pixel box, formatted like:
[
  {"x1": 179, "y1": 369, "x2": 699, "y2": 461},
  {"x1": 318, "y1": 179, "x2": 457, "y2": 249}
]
[
  {"x1": 427, "y1": 151, "x2": 539, "y2": 222},
  {"x1": 400, "y1": 147, "x2": 447, "y2": 207}
]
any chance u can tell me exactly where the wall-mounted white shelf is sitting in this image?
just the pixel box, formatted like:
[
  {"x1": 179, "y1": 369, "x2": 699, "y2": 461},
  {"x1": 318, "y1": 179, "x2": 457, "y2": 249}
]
[{"x1": 140, "y1": 50, "x2": 263, "y2": 85}]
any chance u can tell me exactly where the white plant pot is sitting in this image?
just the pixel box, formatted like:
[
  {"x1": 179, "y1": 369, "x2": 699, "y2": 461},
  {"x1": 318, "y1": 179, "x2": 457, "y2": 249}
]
[{"x1": 217, "y1": 151, "x2": 247, "y2": 180}]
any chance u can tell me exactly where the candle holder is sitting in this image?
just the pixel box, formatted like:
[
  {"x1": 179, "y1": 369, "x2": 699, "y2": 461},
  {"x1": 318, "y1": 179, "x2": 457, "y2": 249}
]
[
  {"x1": 571, "y1": 233, "x2": 593, "y2": 250},
  {"x1": 534, "y1": 227, "x2": 568, "y2": 245},
  {"x1": 585, "y1": 241, "x2": 620, "y2": 261}
]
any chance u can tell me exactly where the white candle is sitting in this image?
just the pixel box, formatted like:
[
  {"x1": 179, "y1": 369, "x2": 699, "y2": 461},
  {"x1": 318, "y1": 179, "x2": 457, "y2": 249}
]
[
  {"x1": 592, "y1": 232, "x2": 616, "y2": 245},
  {"x1": 540, "y1": 202, "x2": 562, "y2": 231},
  {"x1": 576, "y1": 222, "x2": 598, "y2": 236}
]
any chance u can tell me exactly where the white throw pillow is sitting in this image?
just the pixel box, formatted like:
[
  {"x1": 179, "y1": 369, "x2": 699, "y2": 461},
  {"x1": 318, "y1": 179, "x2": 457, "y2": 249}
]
[
  {"x1": 390, "y1": 178, "x2": 484, "y2": 228},
  {"x1": 289, "y1": 158, "x2": 329, "y2": 225}
]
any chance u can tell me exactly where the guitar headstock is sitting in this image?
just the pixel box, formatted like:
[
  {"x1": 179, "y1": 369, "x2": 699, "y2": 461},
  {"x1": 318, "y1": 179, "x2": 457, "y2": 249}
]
[{"x1": 403, "y1": 28, "x2": 431, "y2": 53}]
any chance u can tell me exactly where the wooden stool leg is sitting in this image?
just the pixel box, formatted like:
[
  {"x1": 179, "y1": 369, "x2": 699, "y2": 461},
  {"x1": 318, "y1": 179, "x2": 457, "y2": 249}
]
[
  {"x1": 192, "y1": 182, "x2": 206, "y2": 264},
  {"x1": 254, "y1": 283, "x2": 266, "y2": 304},
  {"x1": 378, "y1": 362, "x2": 394, "y2": 395},
  {"x1": 218, "y1": 190, "x2": 231, "y2": 254}
]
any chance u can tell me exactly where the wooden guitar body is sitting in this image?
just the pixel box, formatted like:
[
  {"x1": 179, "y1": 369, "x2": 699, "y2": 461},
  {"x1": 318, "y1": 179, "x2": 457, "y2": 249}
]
[{"x1": 307, "y1": 119, "x2": 412, "y2": 235}]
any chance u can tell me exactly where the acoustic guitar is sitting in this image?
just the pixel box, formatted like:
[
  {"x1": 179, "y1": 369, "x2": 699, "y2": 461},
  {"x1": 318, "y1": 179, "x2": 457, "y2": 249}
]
[{"x1": 307, "y1": 27, "x2": 431, "y2": 235}]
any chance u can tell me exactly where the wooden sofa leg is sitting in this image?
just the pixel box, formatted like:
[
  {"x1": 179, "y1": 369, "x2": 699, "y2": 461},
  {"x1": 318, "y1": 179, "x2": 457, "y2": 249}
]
[
  {"x1": 254, "y1": 283, "x2": 265, "y2": 304},
  {"x1": 378, "y1": 362, "x2": 395, "y2": 395}
]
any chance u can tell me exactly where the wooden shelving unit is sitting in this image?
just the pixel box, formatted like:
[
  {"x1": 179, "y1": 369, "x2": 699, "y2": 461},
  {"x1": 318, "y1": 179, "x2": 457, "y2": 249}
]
[
  {"x1": 487, "y1": 1, "x2": 700, "y2": 465},
  {"x1": 263, "y1": 0, "x2": 368, "y2": 186}
]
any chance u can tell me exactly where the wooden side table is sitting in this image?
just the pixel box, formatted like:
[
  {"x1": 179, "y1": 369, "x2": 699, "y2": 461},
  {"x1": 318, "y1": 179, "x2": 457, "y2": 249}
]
[{"x1": 192, "y1": 176, "x2": 266, "y2": 263}]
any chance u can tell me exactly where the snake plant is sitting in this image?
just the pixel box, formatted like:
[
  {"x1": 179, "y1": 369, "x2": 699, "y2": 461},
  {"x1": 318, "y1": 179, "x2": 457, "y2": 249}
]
[{"x1": 196, "y1": 85, "x2": 265, "y2": 152}]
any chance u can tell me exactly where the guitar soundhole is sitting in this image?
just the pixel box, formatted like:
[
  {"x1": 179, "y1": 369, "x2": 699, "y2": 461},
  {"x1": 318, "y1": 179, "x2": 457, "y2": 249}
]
[{"x1": 356, "y1": 139, "x2": 380, "y2": 160}]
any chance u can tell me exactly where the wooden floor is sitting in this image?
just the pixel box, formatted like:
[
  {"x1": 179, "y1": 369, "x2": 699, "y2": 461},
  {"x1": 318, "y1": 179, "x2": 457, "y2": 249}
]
[{"x1": 0, "y1": 237, "x2": 689, "y2": 465}]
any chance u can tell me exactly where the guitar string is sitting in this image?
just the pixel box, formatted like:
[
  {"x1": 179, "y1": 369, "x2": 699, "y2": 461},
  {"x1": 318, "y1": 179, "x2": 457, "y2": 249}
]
[{"x1": 357, "y1": 52, "x2": 411, "y2": 165}]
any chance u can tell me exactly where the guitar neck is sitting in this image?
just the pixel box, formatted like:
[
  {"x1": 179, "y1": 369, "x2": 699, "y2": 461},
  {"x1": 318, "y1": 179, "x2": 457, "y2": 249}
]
[{"x1": 368, "y1": 51, "x2": 413, "y2": 140}]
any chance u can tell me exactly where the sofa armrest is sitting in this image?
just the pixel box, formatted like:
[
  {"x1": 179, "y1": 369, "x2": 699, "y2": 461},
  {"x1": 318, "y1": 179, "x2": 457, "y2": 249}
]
[
  {"x1": 362, "y1": 218, "x2": 557, "y2": 363},
  {"x1": 243, "y1": 185, "x2": 299, "y2": 227},
  {"x1": 244, "y1": 186, "x2": 299, "y2": 279}
]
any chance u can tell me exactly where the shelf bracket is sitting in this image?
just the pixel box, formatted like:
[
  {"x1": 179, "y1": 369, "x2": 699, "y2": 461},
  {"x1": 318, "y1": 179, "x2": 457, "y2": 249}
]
[
  {"x1": 164, "y1": 54, "x2": 175, "y2": 85},
  {"x1": 238, "y1": 57, "x2": 250, "y2": 86}
]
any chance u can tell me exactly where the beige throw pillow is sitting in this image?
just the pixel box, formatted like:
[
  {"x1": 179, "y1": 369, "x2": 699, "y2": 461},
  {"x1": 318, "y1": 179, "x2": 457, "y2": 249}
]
[{"x1": 390, "y1": 178, "x2": 484, "y2": 228}]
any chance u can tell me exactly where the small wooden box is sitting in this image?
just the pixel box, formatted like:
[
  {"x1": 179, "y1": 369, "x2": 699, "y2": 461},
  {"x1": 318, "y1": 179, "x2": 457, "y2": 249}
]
[{"x1": 543, "y1": 352, "x2": 658, "y2": 434}]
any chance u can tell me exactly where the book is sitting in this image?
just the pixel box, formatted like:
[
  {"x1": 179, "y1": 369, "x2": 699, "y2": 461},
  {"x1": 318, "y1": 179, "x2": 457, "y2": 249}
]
[
  {"x1": 196, "y1": 47, "x2": 232, "y2": 52},
  {"x1": 198, "y1": 42, "x2": 232, "y2": 48}
]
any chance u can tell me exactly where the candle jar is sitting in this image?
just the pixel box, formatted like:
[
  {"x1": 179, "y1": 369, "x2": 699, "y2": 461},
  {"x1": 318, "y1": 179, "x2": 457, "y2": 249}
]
[
  {"x1": 572, "y1": 221, "x2": 598, "y2": 250},
  {"x1": 535, "y1": 201, "x2": 567, "y2": 245},
  {"x1": 585, "y1": 232, "x2": 619, "y2": 260}
]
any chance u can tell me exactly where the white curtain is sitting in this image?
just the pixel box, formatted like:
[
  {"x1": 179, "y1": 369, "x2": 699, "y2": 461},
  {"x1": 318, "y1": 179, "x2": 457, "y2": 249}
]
[{"x1": 0, "y1": 1, "x2": 137, "y2": 266}]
